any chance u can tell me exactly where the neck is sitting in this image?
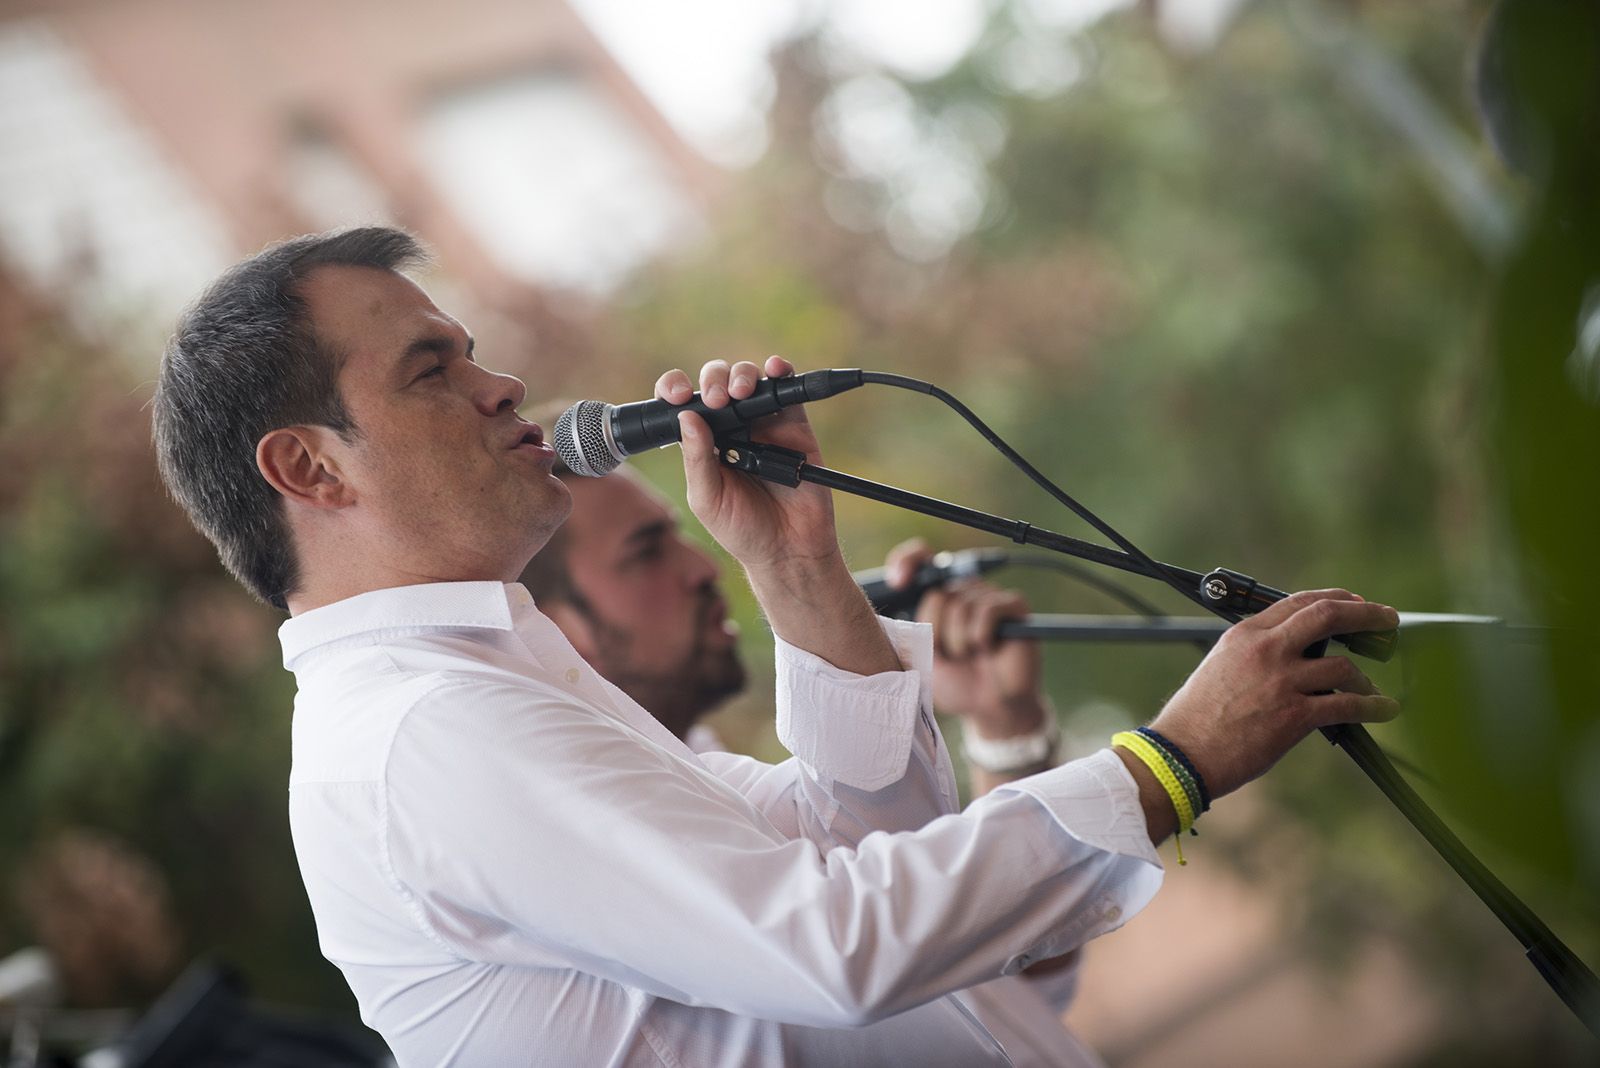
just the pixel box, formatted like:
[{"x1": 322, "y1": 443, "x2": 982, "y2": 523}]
[
  {"x1": 285, "y1": 571, "x2": 452, "y2": 616},
  {"x1": 284, "y1": 523, "x2": 540, "y2": 616},
  {"x1": 286, "y1": 556, "x2": 523, "y2": 617}
]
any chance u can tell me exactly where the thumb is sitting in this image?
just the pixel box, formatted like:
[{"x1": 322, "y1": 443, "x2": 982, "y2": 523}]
[{"x1": 885, "y1": 538, "x2": 932, "y2": 589}]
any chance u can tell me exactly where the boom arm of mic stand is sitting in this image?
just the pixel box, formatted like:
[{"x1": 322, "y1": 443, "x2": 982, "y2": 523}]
[
  {"x1": 997, "y1": 613, "x2": 1539, "y2": 644},
  {"x1": 716, "y1": 439, "x2": 1386, "y2": 661},
  {"x1": 715, "y1": 438, "x2": 1600, "y2": 1039},
  {"x1": 997, "y1": 615, "x2": 1230, "y2": 643}
]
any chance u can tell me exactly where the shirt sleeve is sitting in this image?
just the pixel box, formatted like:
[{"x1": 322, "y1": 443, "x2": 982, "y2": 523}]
[
  {"x1": 760, "y1": 615, "x2": 961, "y2": 848},
  {"x1": 381, "y1": 677, "x2": 1164, "y2": 1030}
]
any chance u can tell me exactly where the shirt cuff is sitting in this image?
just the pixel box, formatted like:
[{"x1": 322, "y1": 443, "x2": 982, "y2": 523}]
[
  {"x1": 774, "y1": 617, "x2": 933, "y2": 792},
  {"x1": 990, "y1": 748, "x2": 1164, "y2": 870}
]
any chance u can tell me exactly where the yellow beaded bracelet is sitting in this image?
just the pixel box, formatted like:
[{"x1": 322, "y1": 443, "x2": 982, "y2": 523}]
[{"x1": 1112, "y1": 730, "x2": 1195, "y2": 865}]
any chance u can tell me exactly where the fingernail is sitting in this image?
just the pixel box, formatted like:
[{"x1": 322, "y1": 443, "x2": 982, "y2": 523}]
[{"x1": 731, "y1": 375, "x2": 753, "y2": 393}]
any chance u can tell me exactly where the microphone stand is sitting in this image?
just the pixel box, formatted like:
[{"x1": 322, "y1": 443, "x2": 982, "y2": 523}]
[
  {"x1": 996, "y1": 612, "x2": 1548, "y2": 644},
  {"x1": 716, "y1": 436, "x2": 1600, "y2": 1040},
  {"x1": 999, "y1": 614, "x2": 1230, "y2": 643}
]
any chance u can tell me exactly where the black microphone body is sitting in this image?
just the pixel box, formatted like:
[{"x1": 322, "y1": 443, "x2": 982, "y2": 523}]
[
  {"x1": 853, "y1": 548, "x2": 1010, "y2": 617},
  {"x1": 555, "y1": 369, "x2": 864, "y2": 477}
]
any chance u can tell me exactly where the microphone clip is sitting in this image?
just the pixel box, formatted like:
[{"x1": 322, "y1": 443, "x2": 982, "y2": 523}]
[
  {"x1": 1201, "y1": 566, "x2": 1398, "y2": 662},
  {"x1": 717, "y1": 437, "x2": 807, "y2": 488},
  {"x1": 1198, "y1": 567, "x2": 1275, "y2": 614}
]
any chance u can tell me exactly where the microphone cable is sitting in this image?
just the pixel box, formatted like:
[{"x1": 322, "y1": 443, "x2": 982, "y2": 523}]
[
  {"x1": 857, "y1": 371, "x2": 1240, "y2": 623},
  {"x1": 853, "y1": 371, "x2": 1434, "y2": 785}
]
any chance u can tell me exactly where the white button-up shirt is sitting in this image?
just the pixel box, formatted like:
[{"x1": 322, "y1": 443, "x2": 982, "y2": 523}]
[
  {"x1": 282, "y1": 581, "x2": 1162, "y2": 1066},
  {"x1": 684, "y1": 728, "x2": 1107, "y2": 1068}
]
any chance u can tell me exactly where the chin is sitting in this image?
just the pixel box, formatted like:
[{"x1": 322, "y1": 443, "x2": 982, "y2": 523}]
[
  {"x1": 523, "y1": 487, "x2": 573, "y2": 540},
  {"x1": 544, "y1": 477, "x2": 574, "y2": 515},
  {"x1": 702, "y1": 652, "x2": 747, "y2": 701}
]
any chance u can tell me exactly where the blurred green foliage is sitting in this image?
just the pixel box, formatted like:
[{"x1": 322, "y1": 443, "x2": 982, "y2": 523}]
[
  {"x1": 611, "y1": 1, "x2": 1596, "y2": 1059},
  {"x1": 0, "y1": 322, "x2": 355, "y2": 1017}
]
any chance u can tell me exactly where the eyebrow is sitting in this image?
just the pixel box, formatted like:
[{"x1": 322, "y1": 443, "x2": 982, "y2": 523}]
[{"x1": 620, "y1": 519, "x2": 672, "y2": 554}]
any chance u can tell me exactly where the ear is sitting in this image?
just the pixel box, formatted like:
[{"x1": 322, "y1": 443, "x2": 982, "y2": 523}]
[
  {"x1": 543, "y1": 601, "x2": 598, "y2": 661},
  {"x1": 256, "y1": 427, "x2": 353, "y2": 509}
]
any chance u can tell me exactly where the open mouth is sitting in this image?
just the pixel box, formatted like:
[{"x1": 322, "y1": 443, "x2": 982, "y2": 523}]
[
  {"x1": 510, "y1": 423, "x2": 555, "y2": 462},
  {"x1": 700, "y1": 592, "x2": 737, "y2": 639}
]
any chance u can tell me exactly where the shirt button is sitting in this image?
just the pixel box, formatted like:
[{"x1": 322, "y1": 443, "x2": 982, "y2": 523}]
[
  {"x1": 1016, "y1": 954, "x2": 1033, "y2": 969},
  {"x1": 564, "y1": 667, "x2": 581, "y2": 684},
  {"x1": 1104, "y1": 905, "x2": 1122, "y2": 923}
]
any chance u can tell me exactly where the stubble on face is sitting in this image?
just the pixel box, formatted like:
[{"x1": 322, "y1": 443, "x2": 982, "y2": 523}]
[{"x1": 581, "y1": 585, "x2": 747, "y2": 740}]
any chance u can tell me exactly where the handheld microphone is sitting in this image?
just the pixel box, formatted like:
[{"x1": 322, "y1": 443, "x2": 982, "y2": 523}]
[
  {"x1": 554, "y1": 369, "x2": 865, "y2": 477},
  {"x1": 853, "y1": 548, "x2": 1011, "y2": 617}
]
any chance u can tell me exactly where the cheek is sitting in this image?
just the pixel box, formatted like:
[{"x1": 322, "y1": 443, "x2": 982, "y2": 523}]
[
  {"x1": 613, "y1": 576, "x2": 685, "y2": 622},
  {"x1": 592, "y1": 575, "x2": 694, "y2": 631}
]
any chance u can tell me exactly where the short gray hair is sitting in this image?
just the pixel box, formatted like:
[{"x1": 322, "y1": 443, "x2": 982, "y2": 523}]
[{"x1": 153, "y1": 227, "x2": 428, "y2": 609}]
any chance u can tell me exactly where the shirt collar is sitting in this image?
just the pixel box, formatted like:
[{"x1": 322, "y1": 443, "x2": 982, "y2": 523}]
[{"x1": 279, "y1": 580, "x2": 525, "y2": 671}]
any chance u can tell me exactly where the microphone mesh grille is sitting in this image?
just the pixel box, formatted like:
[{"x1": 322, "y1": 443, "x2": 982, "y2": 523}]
[{"x1": 554, "y1": 400, "x2": 620, "y2": 478}]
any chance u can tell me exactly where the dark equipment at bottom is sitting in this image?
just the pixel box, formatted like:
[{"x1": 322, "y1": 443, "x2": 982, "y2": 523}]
[{"x1": 108, "y1": 961, "x2": 389, "y2": 1068}]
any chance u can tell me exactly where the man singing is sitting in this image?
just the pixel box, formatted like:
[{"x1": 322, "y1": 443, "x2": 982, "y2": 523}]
[{"x1": 153, "y1": 227, "x2": 1400, "y2": 1065}]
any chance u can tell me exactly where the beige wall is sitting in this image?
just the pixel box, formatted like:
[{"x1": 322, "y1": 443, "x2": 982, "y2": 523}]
[{"x1": 15, "y1": 0, "x2": 715, "y2": 302}]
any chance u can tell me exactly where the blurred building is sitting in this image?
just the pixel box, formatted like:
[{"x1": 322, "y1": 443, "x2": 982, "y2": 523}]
[{"x1": 0, "y1": 0, "x2": 717, "y2": 350}]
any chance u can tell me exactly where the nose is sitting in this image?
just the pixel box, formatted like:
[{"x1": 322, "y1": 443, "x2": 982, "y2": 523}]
[
  {"x1": 468, "y1": 364, "x2": 527, "y2": 417},
  {"x1": 682, "y1": 539, "x2": 720, "y2": 589}
]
